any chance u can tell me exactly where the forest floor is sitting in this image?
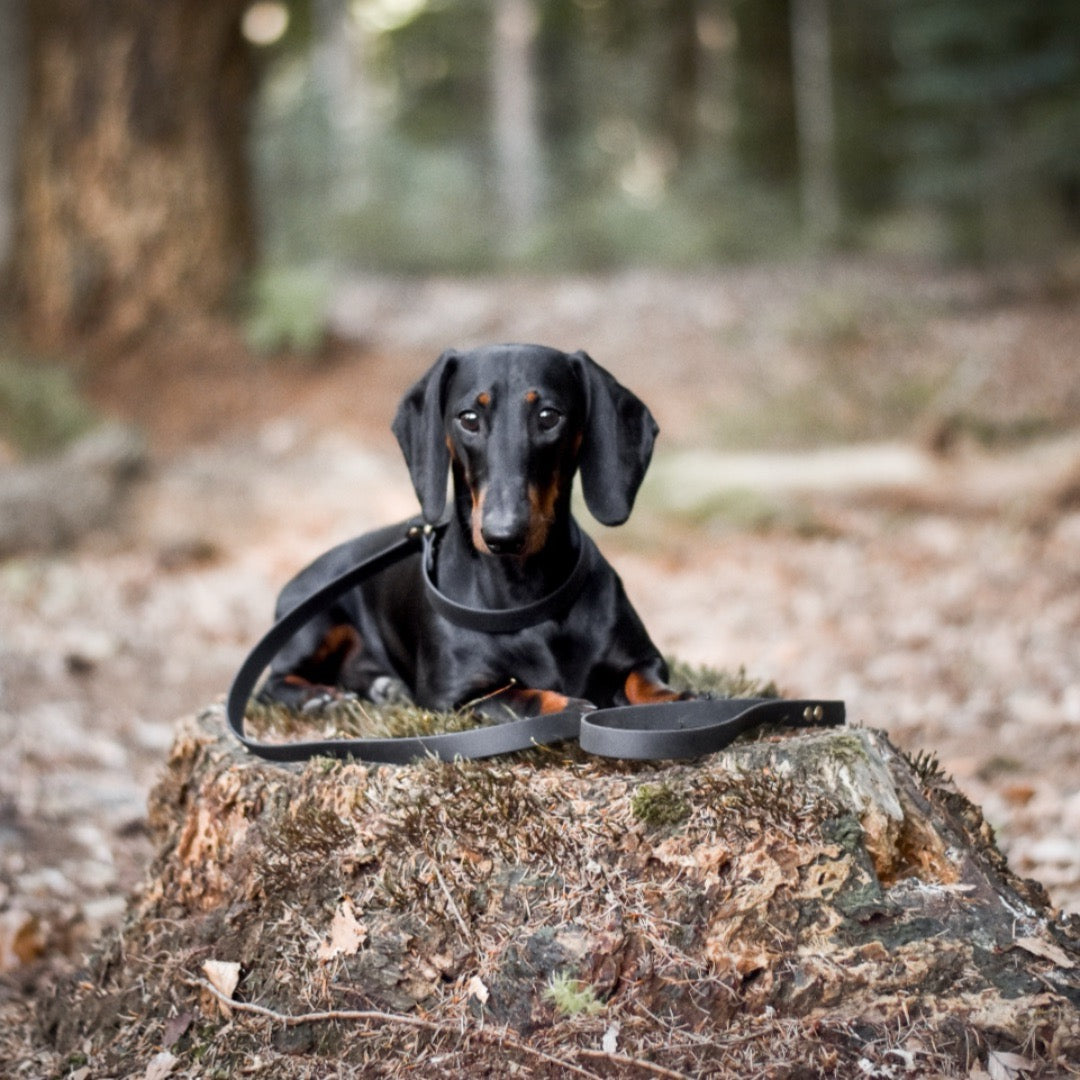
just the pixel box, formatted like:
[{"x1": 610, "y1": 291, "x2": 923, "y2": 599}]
[{"x1": 3, "y1": 257, "x2": 1080, "y2": 1070}]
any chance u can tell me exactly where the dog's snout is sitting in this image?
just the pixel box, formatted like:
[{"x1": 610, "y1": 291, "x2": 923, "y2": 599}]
[{"x1": 480, "y1": 511, "x2": 529, "y2": 556}]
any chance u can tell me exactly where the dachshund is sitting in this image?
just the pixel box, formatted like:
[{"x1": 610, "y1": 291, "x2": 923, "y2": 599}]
[{"x1": 260, "y1": 344, "x2": 687, "y2": 720}]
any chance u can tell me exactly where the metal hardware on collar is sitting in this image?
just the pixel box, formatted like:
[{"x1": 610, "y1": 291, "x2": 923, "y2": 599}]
[{"x1": 420, "y1": 525, "x2": 596, "y2": 634}]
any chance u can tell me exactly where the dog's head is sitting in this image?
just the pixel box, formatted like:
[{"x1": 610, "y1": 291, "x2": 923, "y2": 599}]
[{"x1": 392, "y1": 344, "x2": 658, "y2": 556}]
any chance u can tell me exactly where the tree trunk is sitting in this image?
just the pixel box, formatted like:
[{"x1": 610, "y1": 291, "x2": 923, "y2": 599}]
[
  {"x1": 664, "y1": 0, "x2": 700, "y2": 163},
  {"x1": 789, "y1": 0, "x2": 841, "y2": 240},
  {"x1": 0, "y1": 0, "x2": 26, "y2": 281},
  {"x1": 491, "y1": 0, "x2": 544, "y2": 254},
  {"x1": 13, "y1": 0, "x2": 256, "y2": 353},
  {"x1": 38, "y1": 708, "x2": 1080, "y2": 1077}
]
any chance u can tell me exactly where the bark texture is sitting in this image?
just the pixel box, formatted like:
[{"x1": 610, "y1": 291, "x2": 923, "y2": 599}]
[
  {"x1": 42, "y1": 707, "x2": 1080, "y2": 1078},
  {"x1": 14, "y1": 0, "x2": 254, "y2": 352}
]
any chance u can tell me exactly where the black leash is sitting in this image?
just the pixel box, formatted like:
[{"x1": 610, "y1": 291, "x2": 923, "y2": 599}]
[{"x1": 226, "y1": 521, "x2": 844, "y2": 765}]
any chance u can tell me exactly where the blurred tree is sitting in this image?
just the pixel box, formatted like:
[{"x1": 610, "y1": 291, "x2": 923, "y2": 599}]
[
  {"x1": 492, "y1": 0, "x2": 544, "y2": 247},
  {"x1": 13, "y1": 0, "x2": 256, "y2": 353},
  {"x1": 890, "y1": 0, "x2": 1080, "y2": 259},
  {"x1": 0, "y1": 0, "x2": 25, "y2": 278},
  {"x1": 789, "y1": 0, "x2": 840, "y2": 239},
  {"x1": 731, "y1": 0, "x2": 798, "y2": 185},
  {"x1": 831, "y1": 0, "x2": 896, "y2": 221},
  {"x1": 663, "y1": 0, "x2": 702, "y2": 163}
]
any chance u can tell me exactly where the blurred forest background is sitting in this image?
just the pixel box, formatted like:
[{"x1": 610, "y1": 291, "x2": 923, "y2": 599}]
[{"x1": 0, "y1": 0, "x2": 1078, "y2": 363}]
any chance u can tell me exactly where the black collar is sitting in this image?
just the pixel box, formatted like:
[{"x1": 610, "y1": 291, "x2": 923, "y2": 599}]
[{"x1": 421, "y1": 525, "x2": 594, "y2": 633}]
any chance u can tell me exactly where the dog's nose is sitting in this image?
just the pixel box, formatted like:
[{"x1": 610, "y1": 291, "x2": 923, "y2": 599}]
[
  {"x1": 481, "y1": 522, "x2": 527, "y2": 556},
  {"x1": 481, "y1": 504, "x2": 529, "y2": 555}
]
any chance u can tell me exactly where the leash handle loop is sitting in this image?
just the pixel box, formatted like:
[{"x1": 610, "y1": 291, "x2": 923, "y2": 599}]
[{"x1": 579, "y1": 697, "x2": 845, "y2": 760}]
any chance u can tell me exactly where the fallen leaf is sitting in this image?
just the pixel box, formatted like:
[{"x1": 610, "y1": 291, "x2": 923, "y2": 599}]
[
  {"x1": 201, "y1": 959, "x2": 241, "y2": 1016},
  {"x1": 987, "y1": 1049, "x2": 1035, "y2": 1080},
  {"x1": 144, "y1": 1050, "x2": 178, "y2": 1080},
  {"x1": 467, "y1": 974, "x2": 489, "y2": 1004},
  {"x1": 317, "y1": 897, "x2": 368, "y2": 962},
  {"x1": 1012, "y1": 936, "x2": 1075, "y2": 969},
  {"x1": 1001, "y1": 783, "x2": 1036, "y2": 807},
  {"x1": 0, "y1": 910, "x2": 44, "y2": 972},
  {"x1": 162, "y1": 1010, "x2": 193, "y2": 1048}
]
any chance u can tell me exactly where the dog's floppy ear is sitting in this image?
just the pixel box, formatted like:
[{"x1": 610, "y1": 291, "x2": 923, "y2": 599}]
[
  {"x1": 392, "y1": 349, "x2": 458, "y2": 522},
  {"x1": 569, "y1": 350, "x2": 658, "y2": 526}
]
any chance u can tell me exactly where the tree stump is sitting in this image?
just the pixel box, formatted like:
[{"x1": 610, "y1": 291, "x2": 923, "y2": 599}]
[{"x1": 41, "y1": 706, "x2": 1080, "y2": 1078}]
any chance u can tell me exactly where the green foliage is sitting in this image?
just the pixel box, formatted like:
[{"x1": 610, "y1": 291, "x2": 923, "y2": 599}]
[
  {"x1": 243, "y1": 264, "x2": 332, "y2": 356},
  {"x1": 246, "y1": 0, "x2": 1079, "y2": 271},
  {"x1": 542, "y1": 972, "x2": 604, "y2": 1016},
  {"x1": 0, "y1": 354, "x2": 97, "y2": 458},
  {"x1": 889, "y1": 0, "x2": 1080, "y2": 258}
]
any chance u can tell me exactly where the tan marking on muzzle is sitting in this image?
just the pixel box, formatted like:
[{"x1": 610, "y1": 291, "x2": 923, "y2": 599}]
[
  {"x1": 522, "y1": 479, "x2": 560, "y2": 557},
  {"x1": 470, "y1": 485, "x2": 491, "y2": 554}
]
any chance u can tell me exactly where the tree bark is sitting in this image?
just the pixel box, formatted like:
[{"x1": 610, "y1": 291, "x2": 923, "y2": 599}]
[
  {"x1": 39, "y1": 708, "x2": 1080, "y2": 1077},
  {"x1": 13, "y1": 0, "x2": 256, "y2": 353},
  {"x1": 0, "y1": 0, "x2": 26, "y2": 279}
]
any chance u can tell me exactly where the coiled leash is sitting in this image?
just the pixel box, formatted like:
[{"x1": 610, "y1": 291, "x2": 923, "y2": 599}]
[{"x1": 227, "y1": 520, "x2": 844, "y2": 765}]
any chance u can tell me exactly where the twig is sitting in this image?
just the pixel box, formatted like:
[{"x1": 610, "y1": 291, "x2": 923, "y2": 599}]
[
  {"x1": 188, "y1": 977, "x2": 602, "y2": 1079},
  {"x1": 577, "y1": 1047, "x2": 693, "y2": 1078},
  {"x1": 429, "y1": 858, "x2": 473, "y2": 943}
]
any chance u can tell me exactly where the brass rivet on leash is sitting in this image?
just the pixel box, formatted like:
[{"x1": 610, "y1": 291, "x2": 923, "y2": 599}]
[{"x1": 813, "y1": 705, "x2": 824, "y2": 721}]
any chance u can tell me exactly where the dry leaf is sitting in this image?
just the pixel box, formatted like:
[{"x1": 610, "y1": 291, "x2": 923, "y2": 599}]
[
  {"x1": 201, "y1": 959, "x2": 241, "y2": 1016},
  {"x1": 987, "y1": 1049, "x2": 1035, "y2": 1080},
  {"x1": 602, "y1": 1022, "x2": 620, "y2": 1055},
  {"x1": 0, "y1": 910, "x2": 44, "y2": 972},
  {"x1": 317, "y1": 897, "x2": 368, "y2": 962},
  {"x1": 162, "y1": 1011, "x2": 193, "y2": 1048},
  {"x1": 143, "y1": 1050, "x2": 179, "y2": 1080},
  {"x1": 1012, "y1": 935, "x2": 1075, "y2": 969},
  {"x1": 467, "y1": 974, "x2": 489, "y2": 1003}
]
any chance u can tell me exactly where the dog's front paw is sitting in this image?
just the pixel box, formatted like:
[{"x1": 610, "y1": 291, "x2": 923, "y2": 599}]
[
  {"x1": 566, "y1": 696, "x2": 598, "y2": 714},
  {"x1": 300, "y1": 690, "x2": 340, "y2": 715},
  {"x1": 369, "y1": 676, "x2": 414, "y2": 706}
]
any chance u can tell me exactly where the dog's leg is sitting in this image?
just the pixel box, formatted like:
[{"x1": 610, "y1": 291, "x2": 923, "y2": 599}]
[
  {"x1": 472, "y1": 685, "x2": 594, "y2": 721},
  {"x1": 260, "y1": 624, "x2": 413, "y2": 709},
  {"x1": 622, "y1": 660, "x2": 694, "y2": 706}
]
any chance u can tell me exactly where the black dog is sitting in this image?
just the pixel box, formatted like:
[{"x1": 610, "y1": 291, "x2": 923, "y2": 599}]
[{"x1": 261, "y1": 344, "x2": 686, "y2": 718}]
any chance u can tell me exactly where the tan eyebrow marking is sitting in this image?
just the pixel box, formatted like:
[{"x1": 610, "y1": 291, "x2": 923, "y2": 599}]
[
  {"x1": 524, "y1": 390, "x2": 539, "y2": 404},
  {"x1": 476, "y1": 391, "x2": 491, "y2": 407}
]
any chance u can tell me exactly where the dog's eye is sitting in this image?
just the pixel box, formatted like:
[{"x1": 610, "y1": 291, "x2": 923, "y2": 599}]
[
  {"x1": 537, "y1": 408, "x2": 562, "y2": 432},
  {"x1": 458, "y1": 410, "x2": 481, "y2": 434}
]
